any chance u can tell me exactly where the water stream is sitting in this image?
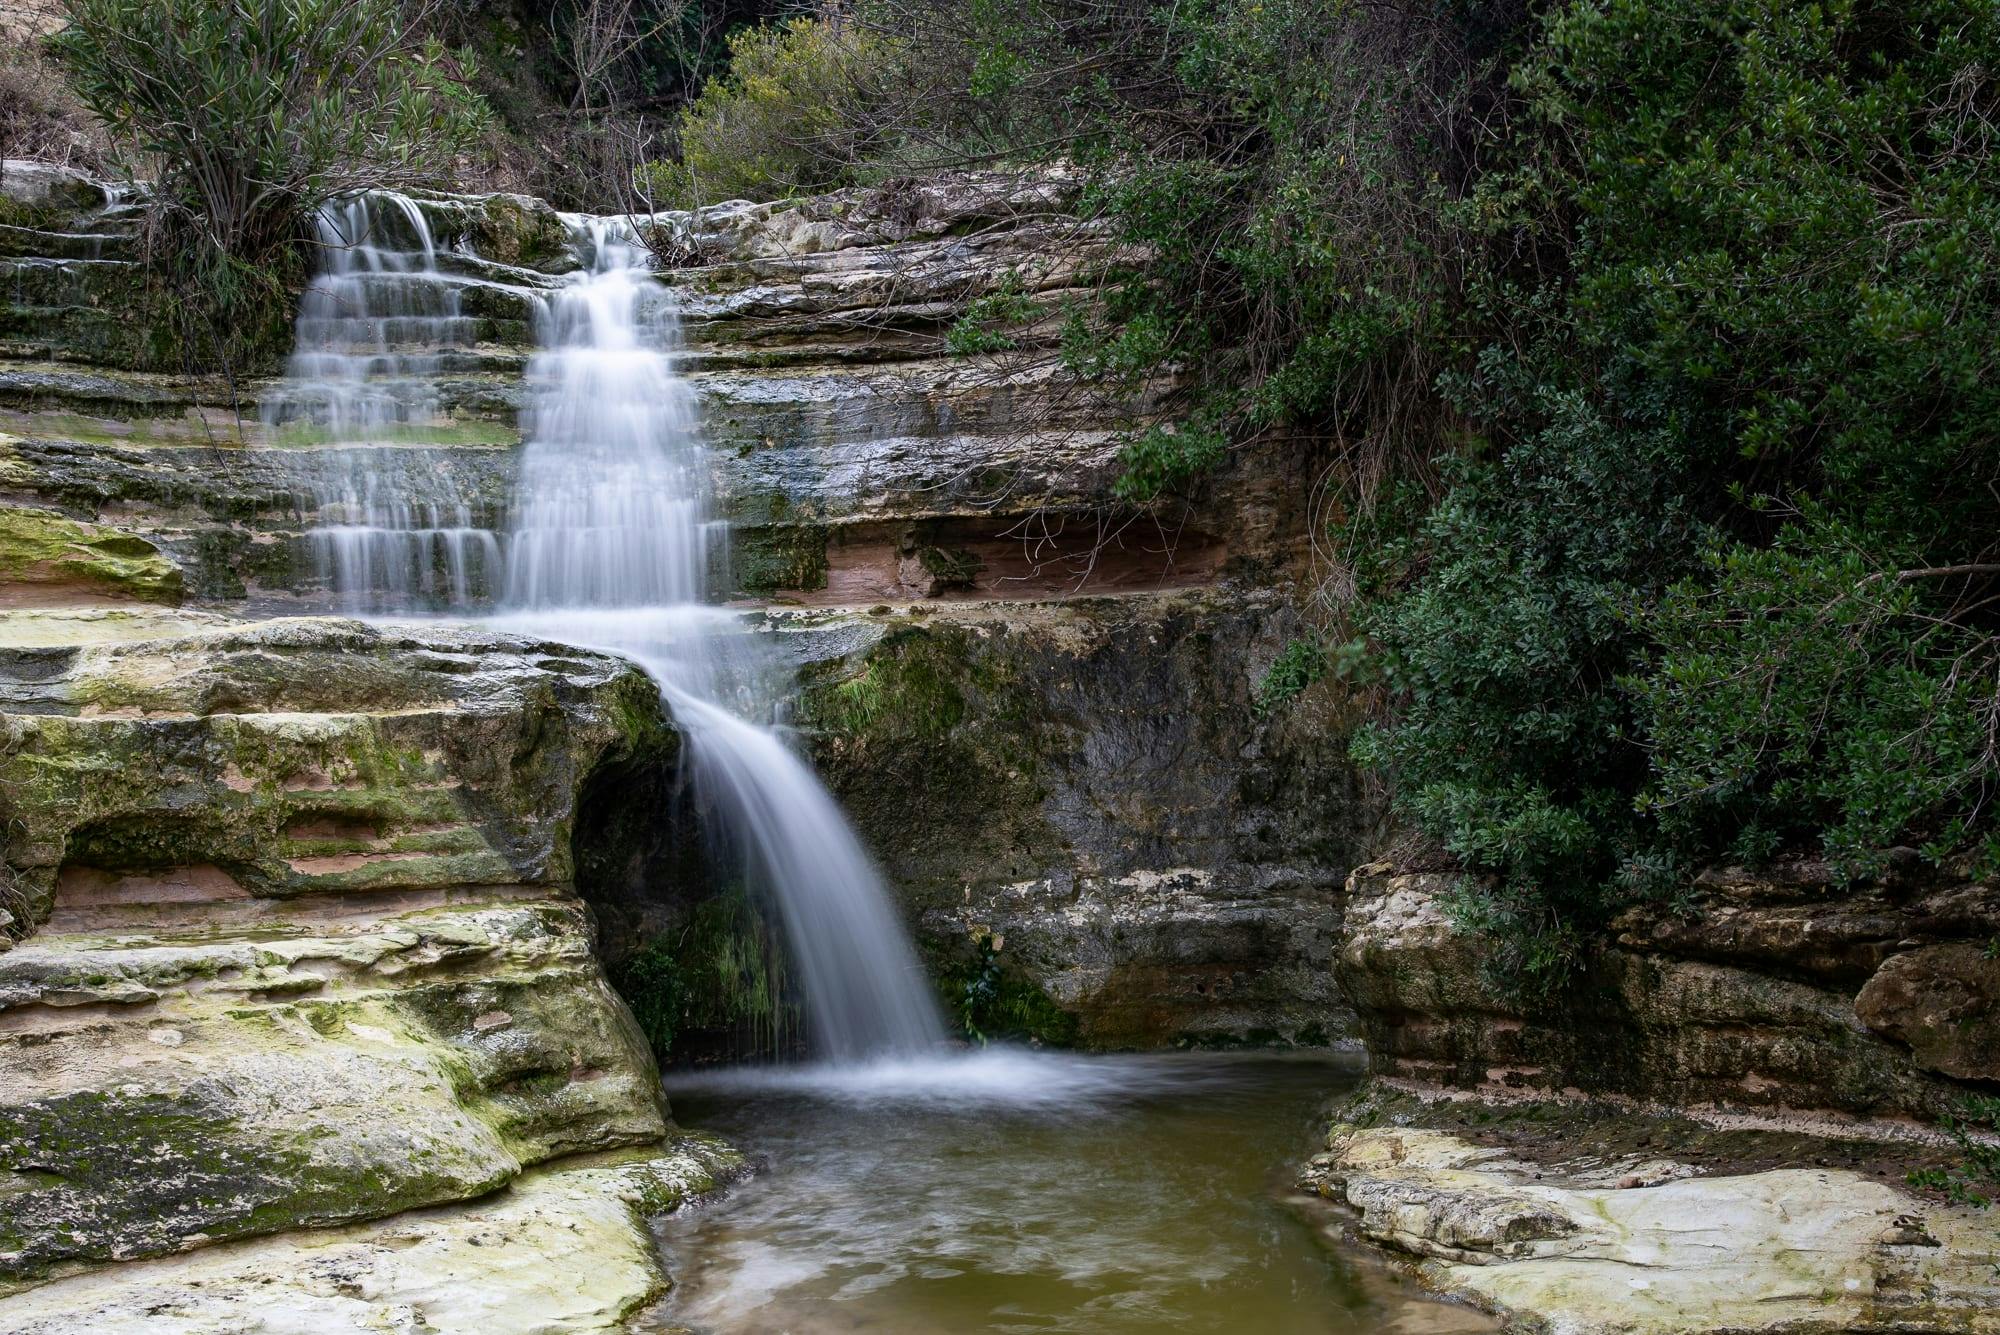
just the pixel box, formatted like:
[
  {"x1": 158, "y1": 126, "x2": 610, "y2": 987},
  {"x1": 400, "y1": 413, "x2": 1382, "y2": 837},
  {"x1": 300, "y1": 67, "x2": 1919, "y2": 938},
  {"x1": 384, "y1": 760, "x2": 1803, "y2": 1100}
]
[
  {"x1": 265, "y1": 195, "x2": 1485, "y2": 1334},
  {"x1": 267, "y1": 195, "x2": 945, "y2": 1059}
]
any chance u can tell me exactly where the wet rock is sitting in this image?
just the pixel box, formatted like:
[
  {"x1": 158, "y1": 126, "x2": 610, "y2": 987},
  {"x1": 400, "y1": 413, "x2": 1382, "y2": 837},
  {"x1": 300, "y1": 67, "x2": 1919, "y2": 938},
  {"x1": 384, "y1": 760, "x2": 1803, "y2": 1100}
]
[
  {"x1": 0, "y1": 504, "x2": 181, "y2": 606},
  {"x1": 783, "y1": 590, "x2": 1363, "y2": 1047}
]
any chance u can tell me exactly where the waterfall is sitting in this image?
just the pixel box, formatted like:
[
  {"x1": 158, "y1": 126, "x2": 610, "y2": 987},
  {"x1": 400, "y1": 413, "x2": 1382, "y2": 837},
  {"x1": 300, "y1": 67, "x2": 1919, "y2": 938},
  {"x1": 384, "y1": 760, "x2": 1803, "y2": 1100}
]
[
  {"x1": 263, "y1": 193, "x2": 500, "y2": 611},
  {"x1": 268, "y1": 197, "x2": 947, "y2": 1062}
]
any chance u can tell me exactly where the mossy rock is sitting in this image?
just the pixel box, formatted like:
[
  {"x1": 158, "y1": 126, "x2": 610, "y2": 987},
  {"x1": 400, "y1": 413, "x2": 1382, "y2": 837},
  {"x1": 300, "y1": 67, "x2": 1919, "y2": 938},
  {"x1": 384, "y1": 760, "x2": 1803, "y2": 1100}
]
[{"x1": 0, "y1": 505, "x2": 182, "y2": 604}]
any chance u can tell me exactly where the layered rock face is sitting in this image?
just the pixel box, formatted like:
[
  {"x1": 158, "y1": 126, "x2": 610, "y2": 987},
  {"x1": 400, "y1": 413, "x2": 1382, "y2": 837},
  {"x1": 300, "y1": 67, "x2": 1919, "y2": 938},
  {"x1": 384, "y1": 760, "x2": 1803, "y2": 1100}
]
[
  {"x1": 1340, "y1": 863, "x2": 2000, "y2": 1119},
  {"x1": 790, "y1": 593, "x2": 1360, "y2": 1046},
  {"x1": 0, "y1": 169, "x2": 1265, "y2": 608},
  {"x1": 1, "y1": 161, "x2": 1354, "y2": 1051},
  {"x1": 0, "y1": 612, "x2": 683, "y2": 1296}
]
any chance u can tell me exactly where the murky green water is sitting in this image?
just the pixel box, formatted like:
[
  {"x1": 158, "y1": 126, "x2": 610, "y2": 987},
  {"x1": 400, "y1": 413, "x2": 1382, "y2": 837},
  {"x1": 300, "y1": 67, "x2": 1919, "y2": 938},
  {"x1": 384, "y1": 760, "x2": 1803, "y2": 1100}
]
[{"x1": 649, "y1": 1051, "x2": 1491, "y2": 1334}]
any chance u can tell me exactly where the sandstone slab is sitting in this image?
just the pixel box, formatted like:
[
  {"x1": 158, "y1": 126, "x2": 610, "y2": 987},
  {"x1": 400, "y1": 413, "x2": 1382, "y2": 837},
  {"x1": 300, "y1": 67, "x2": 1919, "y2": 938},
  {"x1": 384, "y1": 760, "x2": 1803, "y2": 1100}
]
[
  {"x1": 0, "y1": 1138, "x2": 744, "y2": 1334},
  {"x1": 1306, "y1": 1125, "x2": 2000, "y2": 1335}
]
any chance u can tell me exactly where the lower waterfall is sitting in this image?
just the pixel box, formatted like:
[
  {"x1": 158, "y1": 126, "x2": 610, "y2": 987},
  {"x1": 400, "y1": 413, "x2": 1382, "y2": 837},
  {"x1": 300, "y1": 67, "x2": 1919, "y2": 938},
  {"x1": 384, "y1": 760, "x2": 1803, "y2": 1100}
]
[{"x1": 268, "y1": 197, "x2": 946, "y2": 1061}]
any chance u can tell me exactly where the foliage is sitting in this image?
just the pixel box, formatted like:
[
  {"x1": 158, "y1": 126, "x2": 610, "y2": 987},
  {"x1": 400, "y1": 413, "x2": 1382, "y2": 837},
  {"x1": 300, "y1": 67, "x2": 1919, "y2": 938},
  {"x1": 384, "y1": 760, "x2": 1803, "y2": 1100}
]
[
  {"x1": 945, "y1": 271, "x2": 1038, "y2": 356},
  {"x1": 1907, "y1": 1096, "x2": 2000, "y2": 1207},
  {"x1": 1255, "y1": 638, "x2": 1328, "y2": 717},
  {"x1": 1637, "y1": 513, "x2": 2000, "y2": 879},
  {"x1": 638, "y1": 15, "x2": 899, "y2": 207},
  {"x1": 1351, "y1": 0, "x2": 2000, "y2": 977},
  {"x1": 613, "y1": 937, "x2": 687, "y2": 1057},
  {"x1": 55, "y1": 0, "x2": 490, "y2": 261},
  {"x1": 946, "y1": 933, "x2": 1078, "y2": 1046},
  {"x1": 52, "y1": 0, "x2": 489, "y2": 374},
  {"x1": 1352, "y1": 377, "x2": 1703, "y2": 956}
]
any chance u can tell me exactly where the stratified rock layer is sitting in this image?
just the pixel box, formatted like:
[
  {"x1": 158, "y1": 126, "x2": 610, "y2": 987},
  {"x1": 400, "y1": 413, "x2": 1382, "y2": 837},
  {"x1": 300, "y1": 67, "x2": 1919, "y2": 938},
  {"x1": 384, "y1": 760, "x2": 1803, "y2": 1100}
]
[
  {"x1": 1339, "y1": 863, "x2": 2000, "y2": 1117},
  {"x1": 0, "y1": 612, "x2": 678, "y2": 1292}
]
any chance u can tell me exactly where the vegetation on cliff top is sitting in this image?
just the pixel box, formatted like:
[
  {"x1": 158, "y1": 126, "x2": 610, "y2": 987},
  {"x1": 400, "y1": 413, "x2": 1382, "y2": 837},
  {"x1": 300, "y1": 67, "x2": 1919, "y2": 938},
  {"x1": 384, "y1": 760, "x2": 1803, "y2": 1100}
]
[{"x1": 48, "y1": 0, "x2": 490, "y2": 372}]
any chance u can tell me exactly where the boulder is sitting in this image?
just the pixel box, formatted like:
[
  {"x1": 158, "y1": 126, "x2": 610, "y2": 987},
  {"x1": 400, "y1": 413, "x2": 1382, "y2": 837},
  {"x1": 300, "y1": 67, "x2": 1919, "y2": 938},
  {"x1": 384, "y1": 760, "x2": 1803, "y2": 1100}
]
[{"x1": 1856, "y1": 944, "x2": 2000, "y2": 1082}]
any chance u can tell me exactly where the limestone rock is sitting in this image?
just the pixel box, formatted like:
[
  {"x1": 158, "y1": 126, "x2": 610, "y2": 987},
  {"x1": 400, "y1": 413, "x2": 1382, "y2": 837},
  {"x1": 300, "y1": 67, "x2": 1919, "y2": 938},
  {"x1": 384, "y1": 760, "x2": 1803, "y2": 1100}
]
[
  {"x1": 1856, "y1": 944, "x2": 2000, "y2": 1081},
  {"x1": 0, "y1": 505, "x2": 180, "y2": 606},
  {"x1": 0, "y1": 901, "x2": 670, "y2": 1291},
  {"x1": 1307, "y1": 1126, "x2": 2000, "y2": 1334},
  {"x1": 0, "y1": 612, "x2": 678, "y2": 1286},
  {"x1": 0, "y1": 1138, "x2": 746, "y2": 1333},
  {"x1": 0, "y1": 613, "x2": 673, "y2": 928},
  {"x1": 585, "y1": 591, "x2": 1365, "y2": 1050},
  {"x1": 1339, "y1": 864, "x2": 1998, "y2": 1118}
]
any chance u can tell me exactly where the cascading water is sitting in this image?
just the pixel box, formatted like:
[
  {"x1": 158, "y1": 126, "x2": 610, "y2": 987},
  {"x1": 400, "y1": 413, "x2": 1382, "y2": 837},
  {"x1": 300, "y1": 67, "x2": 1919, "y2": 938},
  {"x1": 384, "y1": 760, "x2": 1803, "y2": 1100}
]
[
  {"x1": 271, "y1": 197, "x2": 945, "y2": 1061},
  {"x1": 497, "y1": 218, "x2": 946, "y2": 1060},
  {"x1": 263, "y1": 194, "x2": 500, "y2": 611}
]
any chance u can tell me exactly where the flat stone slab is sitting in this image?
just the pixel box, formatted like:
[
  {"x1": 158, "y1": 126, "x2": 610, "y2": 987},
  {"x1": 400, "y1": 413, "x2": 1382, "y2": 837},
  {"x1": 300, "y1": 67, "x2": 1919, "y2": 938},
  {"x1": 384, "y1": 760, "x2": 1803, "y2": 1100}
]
[
  {"x1": 1304, "y1": 1124, "x2": 2000, "y2": 1334},
  {"x1": 0, "y1": 1138, "x2": 744, "y2": 1334}
]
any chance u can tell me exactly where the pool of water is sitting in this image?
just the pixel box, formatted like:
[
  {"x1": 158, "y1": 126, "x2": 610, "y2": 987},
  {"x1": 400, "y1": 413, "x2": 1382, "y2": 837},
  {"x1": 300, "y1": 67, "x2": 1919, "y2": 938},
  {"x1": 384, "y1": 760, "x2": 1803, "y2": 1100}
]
[{"x1": 647, "y1": 1050, "x2": 1492, "y2": 1334}]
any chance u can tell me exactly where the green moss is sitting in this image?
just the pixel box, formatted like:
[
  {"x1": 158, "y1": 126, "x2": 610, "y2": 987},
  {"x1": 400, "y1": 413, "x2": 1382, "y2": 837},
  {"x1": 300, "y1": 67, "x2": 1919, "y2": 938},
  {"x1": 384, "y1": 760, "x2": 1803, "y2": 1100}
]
[
  {"x1": 811, "y1": 626, "x2": 971, "y2": 739},
  {"x1": 610, "y1": 885, "x2": 802, "y2": 1062},
  {"x1": 0, "y1": 1084, "x2": 504, "y2": 1285},
  {"x1": 0, "y1": 505, "x2": 182, "y2": 603},
  {"x1": 730, "y1": 521, "x2": 830, "y2": 594}
]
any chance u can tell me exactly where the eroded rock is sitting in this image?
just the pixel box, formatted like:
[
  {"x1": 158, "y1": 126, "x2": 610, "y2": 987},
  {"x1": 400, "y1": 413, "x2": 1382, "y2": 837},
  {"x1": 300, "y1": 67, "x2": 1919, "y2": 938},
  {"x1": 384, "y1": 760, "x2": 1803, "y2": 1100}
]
[
  {"x1": 0, "y1": 611, "x2": 680, "y2": 1287},
  {"x1": 0, "y1": 1138, "x2": 745, "y2": 1333},
  {"x1": 1340, "y1": 864, "x2": 2000, "y2": 1118},
  {"x1": 1305, "y1": 1124, "x2": 2000, "y2": 1334}
]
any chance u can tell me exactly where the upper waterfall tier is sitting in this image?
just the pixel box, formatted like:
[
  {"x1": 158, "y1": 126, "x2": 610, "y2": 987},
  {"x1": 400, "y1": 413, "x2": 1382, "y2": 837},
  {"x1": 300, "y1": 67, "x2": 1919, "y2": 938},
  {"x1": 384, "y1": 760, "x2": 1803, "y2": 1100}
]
[{"x1": 0, "y1": 171, "x2": 1304, "y2": 613}]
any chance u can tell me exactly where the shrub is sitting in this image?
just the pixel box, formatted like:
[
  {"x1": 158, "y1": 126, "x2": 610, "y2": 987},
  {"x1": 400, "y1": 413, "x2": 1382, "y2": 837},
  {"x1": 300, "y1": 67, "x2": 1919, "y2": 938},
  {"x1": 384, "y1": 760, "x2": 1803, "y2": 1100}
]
[
  {"x1": 1351, "y1": 376, "x2": 1703, "y2": 973},
  {"x1": 638, "y1": 16, "x2": 897, "y2": 208},
  {"x1": 1636, "y1": 513, "x2": 2000, "y2": 879},
  {"x1": 53, "y1": 0, "x2": 489, "y2": 261},
  {"x1": 1353, "y1": 0, "x2": 2000, "y2": 981}
]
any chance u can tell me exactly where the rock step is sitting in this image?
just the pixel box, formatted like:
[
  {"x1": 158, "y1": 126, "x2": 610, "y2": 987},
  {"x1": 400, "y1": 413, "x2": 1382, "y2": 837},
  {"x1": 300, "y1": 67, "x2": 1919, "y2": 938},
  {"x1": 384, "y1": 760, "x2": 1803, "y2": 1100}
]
[
  {"x1": 0, "y1": 899, "x2": 583, "y2": 1019},
  {"x1": 0, "y1": 897, "x2": 673, "y2": 1292},
  {"x1": 0, "y1": 1140, "x2": 745, "y2": 1331},
  {"x1": 0, "y1": 224, "x2": 138, "y2": 262}
]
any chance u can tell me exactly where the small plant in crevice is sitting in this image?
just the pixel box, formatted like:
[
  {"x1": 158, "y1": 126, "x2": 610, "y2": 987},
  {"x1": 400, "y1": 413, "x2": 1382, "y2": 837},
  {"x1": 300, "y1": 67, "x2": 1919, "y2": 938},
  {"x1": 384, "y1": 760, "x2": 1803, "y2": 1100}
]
[
  {"x1": 945, "y1": 931, "x2": 1078, "y2": 1048},
  {"x1": 956, "y1": 934, "x2": 1004, "y2": 1044},
  {"x1": 1255, "y1": 638, "x2": 1328, "y2": 717},
  {"x1": 945, "y1": 271, "x2": 1039, "y2": 357},
  {"x1": 1908, "y1": 1096, "x2": 2000, "y2": 1209}
]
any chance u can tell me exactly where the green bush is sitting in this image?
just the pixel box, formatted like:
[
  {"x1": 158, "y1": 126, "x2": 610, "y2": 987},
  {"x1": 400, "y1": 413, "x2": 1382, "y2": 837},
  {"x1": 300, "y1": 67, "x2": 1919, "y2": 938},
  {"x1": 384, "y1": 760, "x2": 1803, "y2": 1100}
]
[
  {"x1": 52, "y1": 0, "x2": 489, "y2": 374},
  {"x1": 638, "y1": 17, "x2": 897, "y2": 208},
  {"x1": 1907, "y1": 1095, "x2": 2000, "y2": 1207},
  {"x1": 1350, "y1": 0, "x2": 2000, "y2": 980},
  {"x1": 1636, "y1": 513, "x2": 2000, "y2": 879},
  {"x1": 1352, "y1": 376, "x2": 1703, "y2": 972},
  {"x1": 55, "y1": 0, "x2": 490, "y2": 261}
]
